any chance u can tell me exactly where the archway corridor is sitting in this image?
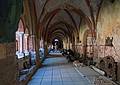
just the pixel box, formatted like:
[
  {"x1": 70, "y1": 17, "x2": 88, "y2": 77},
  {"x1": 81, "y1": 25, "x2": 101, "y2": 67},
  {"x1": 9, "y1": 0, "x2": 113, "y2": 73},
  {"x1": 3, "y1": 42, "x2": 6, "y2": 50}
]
[{"x1": 0, "y1": 0, "x2": 120, "y2": 85}]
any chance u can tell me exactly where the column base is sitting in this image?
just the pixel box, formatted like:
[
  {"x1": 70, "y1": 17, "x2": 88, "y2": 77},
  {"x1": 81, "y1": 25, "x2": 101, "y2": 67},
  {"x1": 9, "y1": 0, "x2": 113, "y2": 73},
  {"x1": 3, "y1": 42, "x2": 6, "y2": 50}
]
[
  {"x1": 36, "y1": 59, "x2": 42, "y2": 68},
  {"x1": 16, "y1": 52, "x2": 24, "y2": 59}
]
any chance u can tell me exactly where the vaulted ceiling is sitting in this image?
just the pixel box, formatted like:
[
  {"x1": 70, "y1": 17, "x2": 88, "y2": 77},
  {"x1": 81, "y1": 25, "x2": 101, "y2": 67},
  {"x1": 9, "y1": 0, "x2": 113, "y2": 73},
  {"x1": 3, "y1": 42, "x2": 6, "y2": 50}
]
[
  {"x1": 31, "y1": 0, "x2": 104, "y2": 43},
  {"x1": 0, "y1": 0, "x2": 117, "y2": 44}
]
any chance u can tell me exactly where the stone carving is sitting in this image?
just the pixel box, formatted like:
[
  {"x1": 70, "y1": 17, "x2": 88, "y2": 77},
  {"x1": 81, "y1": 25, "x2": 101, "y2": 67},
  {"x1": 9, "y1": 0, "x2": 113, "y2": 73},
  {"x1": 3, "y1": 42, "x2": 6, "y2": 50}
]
[{"x1": 105, "y1": 37, "x2": 113, "y2": 46}]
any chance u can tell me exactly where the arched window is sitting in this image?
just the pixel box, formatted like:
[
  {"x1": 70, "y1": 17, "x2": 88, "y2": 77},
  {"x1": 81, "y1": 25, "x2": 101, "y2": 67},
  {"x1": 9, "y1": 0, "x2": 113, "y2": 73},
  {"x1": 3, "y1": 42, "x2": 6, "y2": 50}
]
[{"x1": 16, "y1": 19, "x2": 25, "y2": 58}]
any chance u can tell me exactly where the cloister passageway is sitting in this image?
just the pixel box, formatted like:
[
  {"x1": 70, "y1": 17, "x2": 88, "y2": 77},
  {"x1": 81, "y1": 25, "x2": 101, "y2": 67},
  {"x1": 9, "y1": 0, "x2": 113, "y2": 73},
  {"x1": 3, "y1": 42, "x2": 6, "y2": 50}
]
[{"x1": 0, "y1": 0, "x2": 120, "y2": 85}]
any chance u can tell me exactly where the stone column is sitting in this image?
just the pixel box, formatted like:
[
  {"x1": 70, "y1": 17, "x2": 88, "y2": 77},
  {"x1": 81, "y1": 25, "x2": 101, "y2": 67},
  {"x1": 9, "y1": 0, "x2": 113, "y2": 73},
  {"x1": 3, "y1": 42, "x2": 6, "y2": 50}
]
[
  {"x1": 75, "y1": 36, "x2": 78, "y2": 51},
  {"x1": 75, "y1": 36, "x2": 77, "y2": 46},
  {"x1": 0, "y1": 42, "x2": 17, "y2": 85},
  {"x1": 29, "y1": 35, "x2": 35, "y2": 51},
  {"x1": 44, "y1": 41, "x2": 48, "y2": 57},
  {"x1": 19, "y1": 32, "x2": 24, "y2": 53},
  {"x1": 24, "y1": 34, "x2": 29, "y2": 56},
  {"x1": 19, "y1": 32, "x2": 24, "y2": 58},
  {"x1": 70, "y1": 43, "x2": 72, "y2": 49},
  {"x1": 68, "y1": 38, "x2": 70, "y2": 49},
  {"x1": 35, "y1": 36, "x2": 42, "y2": 68},
  {"x1": 16, "y1": 32, "x2": 24, "y2": 58},
  {"x1": 40, "y1": 38, "x2": 44, "y2": 48},
  {"x1": 16, "y1": 32, "x2": 20, "y2": 52},
  {"x1": 67, "y1": 42, "x2": 69, "y2": 50},
  {"x1": 63, "y1": 41, "x2": 66, "y2": 49},
  {"x1": 32, "y1": 35, "x2": 36, "y2": 51}
]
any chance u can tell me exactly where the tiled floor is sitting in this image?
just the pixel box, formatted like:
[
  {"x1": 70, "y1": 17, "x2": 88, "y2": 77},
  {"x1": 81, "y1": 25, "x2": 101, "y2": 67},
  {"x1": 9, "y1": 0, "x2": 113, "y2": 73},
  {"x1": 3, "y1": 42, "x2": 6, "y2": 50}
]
[{"x1": 28, "y1": 57, "x2": 92, "y2": 85}]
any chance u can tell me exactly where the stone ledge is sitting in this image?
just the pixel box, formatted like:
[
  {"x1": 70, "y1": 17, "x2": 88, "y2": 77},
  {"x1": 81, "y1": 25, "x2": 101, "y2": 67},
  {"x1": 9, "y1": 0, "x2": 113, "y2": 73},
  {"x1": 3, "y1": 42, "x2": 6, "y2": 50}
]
[{"x1": 91, "y1": 66, "x2": 105, "y2": 75}]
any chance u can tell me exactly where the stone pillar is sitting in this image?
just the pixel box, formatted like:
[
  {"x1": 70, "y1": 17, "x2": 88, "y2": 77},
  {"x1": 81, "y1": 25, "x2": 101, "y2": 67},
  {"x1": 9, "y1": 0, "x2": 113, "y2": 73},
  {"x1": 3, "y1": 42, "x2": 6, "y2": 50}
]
[
  {"x1": 19, "y1": 32, "x2": 24, "y2": 53},
  {"x1": 16, "y1": 34, "x2": 19, "y2": 51},
  {"x1": 75, "y1": 36, "x2": 77, "y2": 51},
  {"x1": 16, "y1": 32, "x2": 24, "y2": 58},
  {"x1": 40, "y1": 38, "x2": 44, "y2": 48},
  {"x1": 68, "y1": 38, "x2": 70, "y2": 49},
  {"x1": 63, "y1": 41, "x2": 67, "y2": 49},
  {"x1": 24, "y1": 34, "x2": 29, "y2": 56},
  {"x1": 70, "y1": 43, "x2": 72, "y2": 49},
  {"x1": 29, "y1": 36, "x2": 32, "y2": 50},
  {"x1": 35, "y1": 37, "x2": 42, "y2": 68},
  {"x1": 32, "y1": 35, "x2": 36, "y2": 51},
  {"x1": 0, "y1": 42, "x2": 17, "y2": 85},
  {"x1": 29, "y1": 35, "x2": 35, "y2": 51},
  {"x1": 66, "y1": 43, "x2": 69, "y2": 50},
  {"x1": 44, "y1": 41, "x2": 48, "y2": 57},
  {"x1": 75, "y1": 36, "x2": 77, "y2": 45}
]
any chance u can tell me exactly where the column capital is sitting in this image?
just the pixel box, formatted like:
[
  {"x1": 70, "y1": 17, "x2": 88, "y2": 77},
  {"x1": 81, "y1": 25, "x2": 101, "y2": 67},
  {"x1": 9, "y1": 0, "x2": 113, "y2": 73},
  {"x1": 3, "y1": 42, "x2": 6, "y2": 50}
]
[
  {"x1": 24, "y1": 34, "x2": 29, "y2": 38},
  {"x1": 16, "y1": 32, "x2": 24, "y2": 37}
]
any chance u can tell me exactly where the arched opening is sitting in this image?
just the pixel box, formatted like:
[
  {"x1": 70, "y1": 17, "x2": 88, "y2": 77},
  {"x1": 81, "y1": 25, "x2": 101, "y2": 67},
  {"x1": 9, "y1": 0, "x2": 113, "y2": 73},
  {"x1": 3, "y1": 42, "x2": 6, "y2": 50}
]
[
  {"x1": 16, "y1": 19, "x2": 30, "y2": 58},
  {"x1": 16, "y1": 19, "x2": 25, "y2": 59},
  {"x1": 52, "y1": 38, "x2": 63, "y2": 50},
  {"x1": 48, "y1": 38, "x2": 63, "y2": 54}
]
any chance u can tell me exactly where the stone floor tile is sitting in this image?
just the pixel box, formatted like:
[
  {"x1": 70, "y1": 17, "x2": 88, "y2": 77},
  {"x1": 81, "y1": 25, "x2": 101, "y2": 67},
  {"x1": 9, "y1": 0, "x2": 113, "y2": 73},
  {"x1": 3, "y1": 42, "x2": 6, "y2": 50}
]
[
  {"x1": 63, "y1": 81, "x2": 75, "y2": 85},
  {"x1": 40, "y1": 81, "x2": 51, "y2": 85},
  {"x1": 28, "y1": 82, "x2": 40, "y2": 85},
  {"x1": 52, "y1": 81, "x2": 63, "y2": 85}
]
